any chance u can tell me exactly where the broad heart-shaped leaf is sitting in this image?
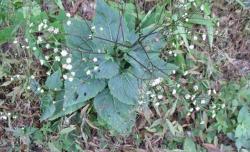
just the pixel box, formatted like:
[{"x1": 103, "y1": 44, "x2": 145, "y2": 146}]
[
  {"x1": 94, "y1": 89, "x2": 136, "y2": 134},
  {"x1": 108, "y1": 72, "x2": 139, "y2": 105},
  {"x1": 95, "y1": 59, "x2": 119, "y2": 79},
  {"x1": 126, "y1": 47, "x2": 178, "y2": 79},
  {"x1": 49, "y1": 79, "x2": 106, "y2": 120},
  {"x1": 45, "y1": 70, "x2": 63, "y2": 89},
  {"x1": 93, "y1": 0, "x2": 137, "y2": 50}
]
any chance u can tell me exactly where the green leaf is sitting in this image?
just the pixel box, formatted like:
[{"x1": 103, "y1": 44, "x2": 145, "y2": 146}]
[
  {"x1": 95, "y1": 59, "x2": 119, "y2": 79},
  {"x1": 184, "y1": 138, "x2": 197, "y2": 152},
  {"x1": 108, "y1": 72, "x2": 139, "y2": 105},
  {"x1": 0, "y1": 26, "x2": 15, "y2": 45},
  {"x1": 94, "y1": 89, "x2": 136, "y2": 134},
  {"x1": 49, "y1": 79, "x2": 106, "y2": 120},
  {"x1": 45, "y1": 70, "x2": 63, "y2": 89}
]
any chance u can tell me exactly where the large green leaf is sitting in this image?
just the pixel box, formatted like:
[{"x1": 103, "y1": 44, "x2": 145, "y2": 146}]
[
  {"x1": 108, "y1": 72, "x2": 139, "y2": 105},
  {"x1": 94, "y1": 89, "x2": 136, "y2": 134},
  {"x1": 184, "y1": 138, "x2": 197, "y2": 152},
  {"x1": 95, "y1": 59, "x2": 119, "y2": 79},
  {"x1": 49, "y1": 79, "x2": 106, "y2": 120},
  {"x1": 45, "y1": 70, "x2": 63, "y2": 89}
]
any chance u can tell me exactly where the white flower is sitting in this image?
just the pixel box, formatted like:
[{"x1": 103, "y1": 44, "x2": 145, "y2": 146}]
[
  {"x1": 40, "y1": 89, "x2": 44, "y2": 93},
  {"x1": 66, "y1": 13, "x2": 71, "y2": 17},
  {"x1": 66, "y1": 20, "x2": 71, "y2": 26},
  {"x1": 213, "y1": 89, "x2": 217, "y2": 94},
  {"x1": 189, "y1": 108, "x2": 194, "y2": 112},
  {"x1": 66, "y1": 57, "x2": 72, "y2": 63},
  {"x1": 82, "y1": 58, "x2": 87, "y2": 61},
  {"x1": 169, "y1": 51, "x2": 173, "y2": 55},
  {"x1": 66, "y1": 64, "x2": 72, "y2": 70},
  {"x1": 32, "y1": 47, "x2": 37, "y2": 51},
  {"x1": 55, "y1": 56, "x2": 60, "y2": 61},
  {"x1": 37, "y1": 36, "x2": 43, "y2": 43},
  {"x1": 212, "y1": 113, "x2": 216, "y2": 118},
  {"x1": 71, "y1": 72, "x2": 75, "y2": 76},
  {"x1": 200, "y1": 4, "x2": 204, "y2": 11},
  {"x1": 62, "y1": 64, "x2": 67, "y2": 69},
  {"x1": 61, "y1": 50, "x2": 68, "y2": 56},
  {"x1": 146, "y1": 91, "x2": 152, "y2": 95},
  {"x1": 99, "y1": 27, "x2": 104, "y2": 31},
  {"x1": 151, "y1": 77, "x2": 163, "y2": 86},
  {"x1": 185, "y1": 18, "x2": 189, "y2": 22},
  {"x1": 54, "y1": 48, "x2": 59, "y2": 53},
  {"x1": 157, "y1": 95, "x2": 163, "y2": 100},
  {"x1": 43, "y1": 24, "x2": 48, "y2": 29},
  {"x1": 13, "y1": 39, "x2": 18, "y2": 44},
  {"x1": 221, "y1": 103, "x2": 225, "y2": 109},
  {"x1": 154, "y1": 102, "x2": 160, "y2": 106},
  {"x1": 43, "y1": 19, "x2": 48, "y2": 23},
  {"x1": 68, "y1": 77, "x2": 74, "y2": 82},
  {"x1": 185, "y1": 94, "x2": 191, "y2": 100},
  {"x1": 172, "y1": 70, "x2": 176, "y2": 74},
  {"x1": 25, "y1": 38, "x2": 28, "y2": 42},
  {"x1": 200, "y1": 120, "x2": 205, "y2": 124},
  {"x1": 150, "y1": 94, "x2": 156, "y2": 98},
  {"x1": 193, "y1": 85, "x2": 198, "y2": 91},
  {"x1": 191, "y1": 95, "x2": 196, "y2": 100},
  {"x1": 93, "y1": 57, "x2": 98, "y2": 62},
  {"x1": 172, "y1": 89, "x2": 176, "y2": 95},
  {"x1": 91, "y1": 26, "x2": 95, "y2": 30},
  {"x1": 174, "y1": 53, "x2": 177, "y2": 57},
  {"x1": 48, "y1": 26, "x2": 54, "y2": 32},
  {"x1": 40, "y1": 59, "x2": 45, "y2": 65},
  {"x1": 29, "y1": 23, "x2": 34, "y2": 27},
  {"x1": 27, "y1": 86, "x2": 31, "y2": 90},
  {"x1": 31, "y1": 75, "x2": 35, "y2": 79},
  {"x1": 38, "y1": 23, "x2": 43, "y2": 31},
  {"x1": 195, "y1": 106, "x2": 200, "y2": 111},
  {"x1": 63, "y1": 74, "x2": 68, "y2": 80},
  {"x1": 46, "y1": 71, "x2": 51, "y2": 75},
  {"x1": 207, "y1": 89, "x2": 211, "y2": 95},
  {"x1": 193, "y1": 35, "x2": 198, "y2": 41},
  {"x1": 54, "y1": 28, "x2": 59, "y2": 34},
  {"x1": 201, "y1": 99, "x2": 206, "y2": 104},
  {"x1": 86, "y1": 70, "x2": 91, "y2": 75},
  {"x1": 189, "y1": 45, "x2": 194, "y2": 49},
  {"x1": 183, "y1": 71, "x2": 188, "y2": 76},
  {"x1": 202, "y1": 34, "x2": 206, "y2": 41},
  {"x1": 177, "y1": 84, "x2": 180, "y2": 88},
  {"x1": 45, "y1": 56, "x2": 49, "y2": 60},
  {"x1": 94, "y1": 66, "x2": 99, "y2": 71},
  {"x1": 0, "y1": 115, "x2": 7, "y2": 120},
  {"x1": 193, "y1": 100, "x2": 197, "y2": 105}
]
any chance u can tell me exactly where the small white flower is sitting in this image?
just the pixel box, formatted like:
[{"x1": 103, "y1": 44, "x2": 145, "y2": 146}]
[
  {"x1": 213, "y1": 89, "x2": 217, "y2": 94},
  {"x1": 40, "y1": 59, "x2": 45, "y2": 65},
  {"x1": 154, "y1": 102, "x2": 160, "y2": 106},
  {"x1": 169, "y1": 51, "x2": 173, "y2": 55},
  {"x1": 71, "y1": 72, "x2": 75, "y2": 76},
  {"x1": 172, "y1": 89, "x2": 176, "y2": 95},
  {"x1": 0, "y1": 115, "x2": 7, "y2": 120},
  {"x1": 207, "y1": 89, "x2": 211, "y2": 95},
  {"x1": 45, "y1": 44, "x2": 50, "y2": 49},
  {"x1": 193, "y1": 100, "x2": 197, "y2": 105},
  {"x1": 202, "y1": 34, "x2": 207, "y2": 41},
  {"x1": 62, "y1": 64, "x2": 68, "y2": 69},
  {"x1": 55, "y1": 56, "x2": 60, "y2": 61},
  {"x1": 82, "y1": 58, "x2": 87, "y2": 62},
  {"x1": 195, "y1": 106, "x2": 200, "y2": 111},
  {"x1": 91, "y1": 26, "x2": 95, "y2": 30},
  {"x1": 146, "y1": 91, "x2": 152, "y2": 95},
  {"x1": 32, "y1": 47, "x2": 37, "y2": 51},
  {"x1": 66, "y1": 57, "x2": 72, "y2": 64},
  {"x1": 189, "y1": 108, "x2": 194, "y2": 112},
  {"x1": 40, "y1": 89, "x2": 44, "y2": 93},
  {"x1": 27, "y1": 86, "x2": 31, "y2": 90},
  {"x1": 185, "y1": 94, "x2": 191, "y2": 100},
  {"x1": 29, "y1": 23, "x2": 34, "y2": 27},
  {"x1": 177, "y1": 84, "x2": 180, "y2": 88},
  {"x1": 212, "y1": 113, "x2": 216, "y2": 118},
  {"x1": 43, "y1": 19, "x2": 48, "y2": 23},
  {"x1": 183, "y1": 71, "x2": 188, "y2": 76},
  {"x1": 93, "y1": 57, "x2": 98, "y2": 62},
  {"x1": 157, "y1": 95, "x2": 163, "y2": 100},
  {"x1": 193, "y1": 85, "x2": 198, "y2": 91},
  {"x1": 54, "y1": 28, "x2": 59, "y2": 34},
  {"x1": 151, "y1": 77, "x2": 163, "y2": 86},
  {"x1": 68, "y1": 77, "x2": 74, "y2": 82},
  {"x1": 172, "y1": 70, "x2": 176, "y2": 74},
  {"x1": 63, "y1": 75, "x2": 68, "y2": 80},
  {"x1": 12, "y1": 115, "x2": 17, "y2": 119},
  {"x1": 174, "y1": 53, "x2": 177, "y2": 57},
  {"x1": 31, "y1": 75, "x2": 35, "y2": 79},
  {"x1": 94, "y1": 66, "x2": 99, "y2": 71},
  {"x1": 61, "y1": 50, "x2": 68, "y2": 57},
  {"x1": 200, "y1": 120, "x2": 205, "y2": 124},
  {"x1": 66, "y1": 13, "x2": 71, "y2": 17},
  {"x1": 37, "y1": 36, "x2": 43, "y2": 43},
  {"x1": 53, "y1": 101, "x2": 56, "y2": 104},
  {"x1": 16, "y1": 74, "x2": 20, "y2": 78},
  {"x1": 221, "y1": 103, "x2": 225, "y2": 109},
  {"x1": 13, "y1": 39, "x2": 18, "y2": 44},
  {"x1": 217, "y1": 22, "x2": 220, "y2": 27},
  {"x1": 185, "y1": 18, "x2": 189, "y2": 22},
  {"x1": 150, "y1": 94, "x2": 156, "y2": 98},
  {"x1": 191, "y1": 95, "x2": 196, "y2": 100},
  {"x1": 48, "y1": 26, "x2": 54, "y2": 32},
  {"x1": 99, "y1": 27, "x2": 104, "y2": 31},
  {"x1": 43, "y1": 24, "x2": 48, "y2": 29},
  {"x1": 201, "y1": 99, "x2": 206, "y2": 104},
  {"x1": 25, "y1": 38, "x2": 28, "y2": 43},
  {"x1": 193, "y1": 35, "x2": 198, "y2": 41},
  {"x1": 46, "y1": 71, "x2": 51, "y2": 75},
  {"x1": 86, "y1": 70, "x2": 91, "y2": 75},
  {"x1": 66, "y1": 20, "x2": 71, "y2": 26},
  {"x1": 54, "y1": 48, "x2": 59, "y2": 53},
  {"x1": 66, "y1": 64, "x2": 72, "y2": 70},
  {"x1": 189, "y1": 45, "x2": 194, "y2": 49},
  {"x1": 45, "y1": 56, "x2": 49, "y2": 60},
  {"x1": 200, "y1": 4, "x2": 204, "y2": 11}
]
